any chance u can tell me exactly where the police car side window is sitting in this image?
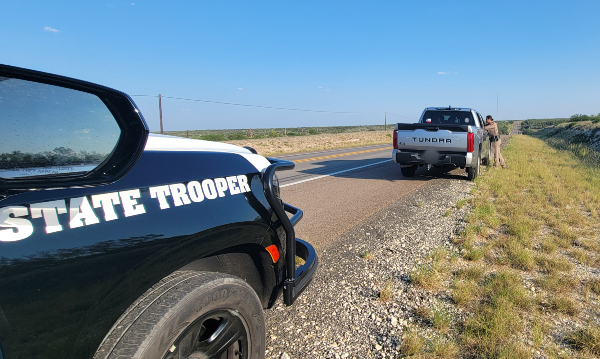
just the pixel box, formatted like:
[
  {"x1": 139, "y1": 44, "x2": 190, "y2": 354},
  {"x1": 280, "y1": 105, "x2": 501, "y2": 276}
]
[{"x1": 0, "y1": 77, "x2": 120, "y2": 179}]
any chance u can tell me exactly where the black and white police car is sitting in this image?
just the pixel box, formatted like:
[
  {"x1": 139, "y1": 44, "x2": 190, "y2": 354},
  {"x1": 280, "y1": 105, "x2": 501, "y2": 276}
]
[{"x1": 0, "y1": 64, "x2": 318, "y2": 359}]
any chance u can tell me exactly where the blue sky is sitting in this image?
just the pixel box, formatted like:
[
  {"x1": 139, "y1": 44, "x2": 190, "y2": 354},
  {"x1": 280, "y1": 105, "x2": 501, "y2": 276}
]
[{"x1": 2, "y1": 0, "x2": 599, "y2": 131}]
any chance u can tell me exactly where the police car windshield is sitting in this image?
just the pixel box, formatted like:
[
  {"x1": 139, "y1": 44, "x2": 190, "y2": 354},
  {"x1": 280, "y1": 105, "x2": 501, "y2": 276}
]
[{"x1": 422, "y1": 111, "x2": 474, "y2": 125}]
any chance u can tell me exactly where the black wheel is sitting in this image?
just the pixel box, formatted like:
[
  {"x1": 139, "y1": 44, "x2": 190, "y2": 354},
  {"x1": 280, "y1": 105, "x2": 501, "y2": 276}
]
[
  {"x1": 467, "y1": 153, "x2": 480, "y2": 181},
  {"x1": 481, "y1": 145, "x2": 491, "y2": 166},
  {"x1": 95, "y1": 271, "x2": 265, "y2": 359},
  {"x1": 400, "y1": 165, "x2": 418, "y2": 177}
]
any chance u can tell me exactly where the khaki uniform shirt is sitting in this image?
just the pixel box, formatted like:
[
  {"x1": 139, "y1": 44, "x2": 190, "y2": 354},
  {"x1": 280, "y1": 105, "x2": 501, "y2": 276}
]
[{"x1": 485, "y1": 122, "x2": 499, "y2": 137}]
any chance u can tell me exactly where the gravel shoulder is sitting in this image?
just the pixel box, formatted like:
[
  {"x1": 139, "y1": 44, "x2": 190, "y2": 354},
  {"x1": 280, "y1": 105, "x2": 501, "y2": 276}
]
[{"x1": 265, "y1": 170, "x2": 474, "y2": 359}]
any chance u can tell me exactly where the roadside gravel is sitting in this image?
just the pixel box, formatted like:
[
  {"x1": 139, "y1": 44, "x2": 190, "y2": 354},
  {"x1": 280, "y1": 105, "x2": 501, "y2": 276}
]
[{"x1": 265, "y1": 170, "x2": 474, "y2": 359}]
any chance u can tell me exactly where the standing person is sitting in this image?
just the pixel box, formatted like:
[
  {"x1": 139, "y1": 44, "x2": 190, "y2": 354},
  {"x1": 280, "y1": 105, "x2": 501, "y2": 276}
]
[{"x1": 485, "y1": 115, "x2": 507, "y2": 168}]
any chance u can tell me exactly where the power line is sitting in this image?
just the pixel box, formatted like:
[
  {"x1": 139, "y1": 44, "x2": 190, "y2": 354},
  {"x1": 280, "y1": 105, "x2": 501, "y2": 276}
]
[
  {"x1": 131, "y1": 94, "x2": 376, "y2": 115},
  {"x1": 386, "y1": 112, "x2": 416, "y2": 120}
]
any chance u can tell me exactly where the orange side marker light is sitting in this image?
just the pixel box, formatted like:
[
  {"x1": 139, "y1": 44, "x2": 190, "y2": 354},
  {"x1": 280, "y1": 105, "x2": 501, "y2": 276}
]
[{"x1": 265, "y1": 245, "x2": 280, "y2": 263}]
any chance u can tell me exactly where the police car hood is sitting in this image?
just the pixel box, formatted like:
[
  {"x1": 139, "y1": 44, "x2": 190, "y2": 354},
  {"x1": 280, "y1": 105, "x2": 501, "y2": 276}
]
[
  {"x1": 144, "y1": 133, "x2": 271, "y2": 172},
  {"x1": 145, "y1": 133, "x2": 253, "y2": 154}
]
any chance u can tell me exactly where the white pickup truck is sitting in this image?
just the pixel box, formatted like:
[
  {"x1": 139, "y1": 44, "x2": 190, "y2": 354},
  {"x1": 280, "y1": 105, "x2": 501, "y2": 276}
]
[{"x1": 392, "y1": 107, "x2": 491, "y2": 180}]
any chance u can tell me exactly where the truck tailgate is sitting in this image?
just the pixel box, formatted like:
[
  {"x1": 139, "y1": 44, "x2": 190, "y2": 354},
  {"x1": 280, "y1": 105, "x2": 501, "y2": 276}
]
[{"x1": 395, "y1": 124, "x2": 470, "y2": 152}]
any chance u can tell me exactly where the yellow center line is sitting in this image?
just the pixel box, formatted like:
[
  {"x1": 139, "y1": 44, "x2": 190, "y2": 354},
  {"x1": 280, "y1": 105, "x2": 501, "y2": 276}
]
[{"x1": 293, "y1": 147, "x2": 393, "y2": 163}]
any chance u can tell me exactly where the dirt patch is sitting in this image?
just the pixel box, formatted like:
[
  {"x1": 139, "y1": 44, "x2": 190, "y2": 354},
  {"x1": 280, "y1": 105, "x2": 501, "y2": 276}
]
[{"x1": 224, "y1": 131, "x2": 392, "y2": 156}]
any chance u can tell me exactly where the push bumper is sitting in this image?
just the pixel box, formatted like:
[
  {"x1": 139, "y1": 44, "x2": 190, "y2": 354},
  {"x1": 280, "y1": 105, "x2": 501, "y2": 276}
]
[
  {"x1": 281, "y1": 204, "x2": 318, "y2": 305},
  {"x1": 263, "y1": 159, "x2": 319, "y2": 306}
]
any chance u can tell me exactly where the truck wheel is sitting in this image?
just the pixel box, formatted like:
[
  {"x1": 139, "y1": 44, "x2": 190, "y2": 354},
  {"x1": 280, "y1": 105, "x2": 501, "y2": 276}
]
[
  {"x1": 401, "y1": 165, "x2": 418, "y2": 177},
  {"x1": 95, "y1": 271, "x2": 265, "y2": 359},
  {"x1": 481, "y1": 146, "x2": 491, "y2": 166},
  {"x1": 467, "y1": 154, "x2": 480, "y2": 181}
]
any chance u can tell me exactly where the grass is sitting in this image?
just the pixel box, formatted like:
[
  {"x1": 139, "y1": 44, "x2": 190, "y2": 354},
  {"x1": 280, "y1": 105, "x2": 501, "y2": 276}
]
[
  {"x1": 532, "y1": 318, "x2": 548, "y2": 348},
  {"x1": 535, "y1": 253, "x2": 572, "y2": 274},
  {"x1": 399, "y1": 326, "x2": 425, "y2": 357},
  {"x1": 569, "y1": 247, "x2": 595, "y2": 266},
  {"x1": 567, "y1": 326, "x2": 600, "y2": 355},
  {"x1": 378, "y1": 277, "x2": 394, "y2": 302},
  {"x1": 415, "y1": 304, "x2": 453, "y2": 333},
  {"x1": 456, "y1": 199, "x2": 469, "y2": 209},
  {"x1": 452, "y1": 279, "x2": 479, "y2": 306},
  {"x1": 361, "y1": 251, "x2": 374, "y2": 260},
  {"x1": 548, "y1": 296, "x2": 579, "y2": 315},
  {"x1": 409, "y1": 263, "x2": 440, "y2": 289},
  {"x1": 455, "y1": 265, "x2": 485, "y2": 281},
  {"x1": 534, "y1": 274, "x2": 575, "y2": 294},
  {"x1": 585, "y1": 278, "x2": 600, "y2": 295},
  {"x1": 429, "y1": 336, "x2": 460, "y2": 358},
  {"x1": 399, "y1": 133, "x2": 600, "y2": 358}
]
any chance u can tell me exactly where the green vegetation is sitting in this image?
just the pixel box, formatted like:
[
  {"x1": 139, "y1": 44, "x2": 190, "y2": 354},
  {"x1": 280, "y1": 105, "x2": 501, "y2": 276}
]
[
  {"x1": 400, "y1": 129, "x2": 600, "y2": 358},
  {"x1": 360, "y1": 250, "x2": 374, "y2": 260},
  {"x1": 378, "y1": 277, "x2": 394, "y2": 302},
  {"x1": 567, "y1": 326, "x2": 600, "y2": 355},
  {"x1": 495, "y1": 120, "x2": 514, "y2": 135},
  {"x1": 521, "y1": 113, "x2": 600, "y2": 135}
]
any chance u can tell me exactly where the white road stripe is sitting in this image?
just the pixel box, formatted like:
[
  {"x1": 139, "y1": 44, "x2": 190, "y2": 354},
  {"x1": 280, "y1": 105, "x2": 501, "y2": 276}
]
[{"x1": 281, "y1": 159, "x2": 392, "y2": 187}]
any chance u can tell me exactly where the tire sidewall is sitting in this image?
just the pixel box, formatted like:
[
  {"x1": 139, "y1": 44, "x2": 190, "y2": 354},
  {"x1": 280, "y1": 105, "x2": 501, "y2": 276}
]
[{"x1": 127, "y1": 274, "x2": 265, "y2": 359}]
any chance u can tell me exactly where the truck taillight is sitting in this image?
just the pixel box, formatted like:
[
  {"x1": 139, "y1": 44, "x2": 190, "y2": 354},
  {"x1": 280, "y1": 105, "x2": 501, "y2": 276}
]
[
  {"x1": 467, "y1": 133, "x2": 474, "y2": 152},
  {"x1": 393, "y1": 130, "x2": 398, "y2": 149}
]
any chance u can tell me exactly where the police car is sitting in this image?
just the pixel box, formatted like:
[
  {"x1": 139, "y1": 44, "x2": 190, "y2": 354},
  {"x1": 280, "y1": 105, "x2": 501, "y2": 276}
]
[{"x1": 0, "y1": 64, "x2": 318, "y2": 359}]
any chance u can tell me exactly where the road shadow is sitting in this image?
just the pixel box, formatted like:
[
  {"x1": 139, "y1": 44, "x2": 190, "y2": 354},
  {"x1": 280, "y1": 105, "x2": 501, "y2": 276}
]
[{"x1": 296, "y1": 158, "x2": 470, "y2": 182}]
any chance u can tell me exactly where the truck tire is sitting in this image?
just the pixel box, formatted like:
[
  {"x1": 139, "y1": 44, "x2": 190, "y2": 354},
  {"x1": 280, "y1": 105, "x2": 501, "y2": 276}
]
[
  {"x1": 467, "y1": 153, "x2": 480, "y2": 181},
  {"x1": 481, "y1": 145, "x2": 491, "y2": 166},
  {"x1": 401, "y1": 165, "x2": 418, "y2": 178},
  {"x1": 95, "y1": 271, "x2": 265, "y2": 359}
]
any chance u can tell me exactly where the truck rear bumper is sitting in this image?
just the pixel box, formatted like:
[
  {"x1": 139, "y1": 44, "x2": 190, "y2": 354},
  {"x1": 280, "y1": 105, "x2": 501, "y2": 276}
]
[{"x1": 393, "y1": 149, "x2": 472, "y2": 167}]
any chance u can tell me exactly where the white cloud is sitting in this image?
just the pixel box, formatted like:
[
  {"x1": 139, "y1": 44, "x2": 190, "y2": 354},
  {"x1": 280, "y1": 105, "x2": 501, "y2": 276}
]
[
  {"x1": 437, "y1": 71, "x2": 447, "y2": 75},
  {"x1": 237, "y1": 87, "x2": 244, "y2": 90},
  {"x1": 455, "y1": 72, "x2": 459, "y2": 75},
  {"x1": 75, "y1": 129, "x2": 90, "y2": 134},
  {"x1": 44, "y1": 26, "x2": 60, "y2": 33},
  {"x1": 318, "y1": 86, "x2": 323, "y2": 89}
]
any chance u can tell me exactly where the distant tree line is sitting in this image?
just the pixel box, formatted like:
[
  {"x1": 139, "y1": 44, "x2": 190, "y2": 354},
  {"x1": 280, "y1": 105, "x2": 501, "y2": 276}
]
[
  {"x1": 495, "y1": 121, "x2": 514, "y2": 135},
  {"x1": 0, "y1": 147, "x2": 108, "y2": 170},
  {"x1": 521, "y1": 113, "x2": 600, "y2": 135}
]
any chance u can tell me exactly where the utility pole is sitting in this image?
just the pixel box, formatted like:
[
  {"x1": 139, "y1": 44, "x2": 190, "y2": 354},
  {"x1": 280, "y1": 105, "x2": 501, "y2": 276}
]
[
  {"x1": 384, "y1": 112, "x2": 387, "y2": 130},
  {"x1": 497, "y1": 94, "x2": 499, "y2": 120},
  {"x1": 159, "y1": 94, "x2": 164, "y2": 134}
]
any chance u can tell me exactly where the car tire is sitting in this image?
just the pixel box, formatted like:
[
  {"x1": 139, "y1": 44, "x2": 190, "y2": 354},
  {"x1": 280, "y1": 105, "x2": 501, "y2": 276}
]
[
  {"x1": 95, "y1": 271, "x2": 265, "y2": 359},
  {"x1": 467, "y1": 153, "x2": 480, "y2": 181},
  {"x1": 400, "y1": 165, "x2": 418, "y2": 177}
]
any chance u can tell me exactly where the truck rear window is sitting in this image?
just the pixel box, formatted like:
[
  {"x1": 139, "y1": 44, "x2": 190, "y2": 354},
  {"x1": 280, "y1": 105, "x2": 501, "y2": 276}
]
[{"x1": 422, "y1": 111, "x2": 474, "y2": 125}]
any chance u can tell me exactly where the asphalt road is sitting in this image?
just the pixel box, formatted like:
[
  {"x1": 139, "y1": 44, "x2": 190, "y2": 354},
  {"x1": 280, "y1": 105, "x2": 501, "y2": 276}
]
[
  {"x1": 511, "y1": 120, "x2": 522, "y2": 135},
  {"x1": 275, "y1": 144, "x2": 469, "y2": 248}
]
